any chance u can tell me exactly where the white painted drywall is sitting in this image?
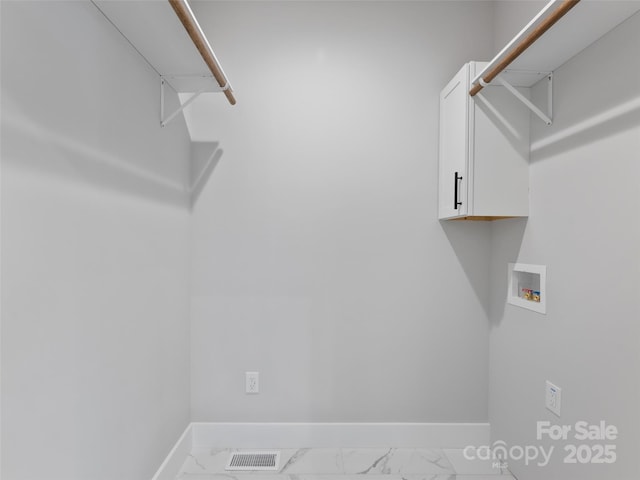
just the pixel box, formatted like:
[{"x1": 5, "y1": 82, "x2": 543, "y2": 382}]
[
  {"x1": 1, "y1": 2, "x2": 191, "y2": 479},
  {"x1": 491, "y1": 0, "x2": 548, "y2": 52},
  {"x1": 187, "y1": 1, "x2": 495, "y2": 422},
  {"x1": 488, "y1": 10, "x2": 640, "y2": 480}
]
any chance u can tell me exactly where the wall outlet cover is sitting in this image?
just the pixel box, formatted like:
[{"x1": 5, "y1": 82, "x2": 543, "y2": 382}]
[
  {"x1": 545, "y1": 380, "x2": 561, "y2": 416},
  {"x1": 246, "y1": 371, "x2": 259, "y2": 394}
]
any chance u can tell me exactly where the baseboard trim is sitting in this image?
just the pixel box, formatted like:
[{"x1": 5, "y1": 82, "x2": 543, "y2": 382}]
[
  {"x1": 151, "y1": 423, "x2": 192, "y2": 480},
  {"x1": 152, "y1": 422, "x2": 490, "y2": 479},
  {"x1": 191, "y1": 422, "x2": 489, "y2": 448}
]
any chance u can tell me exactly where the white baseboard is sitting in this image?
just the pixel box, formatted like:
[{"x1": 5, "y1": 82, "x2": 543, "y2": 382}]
[
  {"x1": 151, "y1": 423, "x2": 193, "y2": 480},
  {"x1": 191, "y1": 422, "x2": 490, "y2": 448},
  {"x1": 152, "y1": 422, "x2": 490, "y2": 480}
]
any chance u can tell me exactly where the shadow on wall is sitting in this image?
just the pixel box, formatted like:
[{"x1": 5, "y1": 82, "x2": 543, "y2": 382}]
[
  {"x1": 1, "y1": 95, "x2": 226, "y2": 209},
  {"x1": 440, "y1": 218, "x2": 528, "y2": 324},
  {"x1": 440, "y1": 219, "x2": 493, "y2": 317},
  {"x1": 475, "y1": 88, "x2": 530, "y2": 158},
  {"x1": 190, "y1": 141, "x2": 223, "y2": 208},
  {"x1": 1, "y1": 97, "x2": 192, "y2": 208},
  {"x1": 530, "y1": 95, "x2": 640, "y2": 161},
  {"x1": 489, "y1": 217, "x2": 527, "y2": 326}
]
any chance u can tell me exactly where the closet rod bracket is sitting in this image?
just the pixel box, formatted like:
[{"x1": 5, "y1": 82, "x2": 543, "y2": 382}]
[
  {"x1": 495, "y1": 72, "x2": 553, "y2": 126},
  {"x1": 160, "y1": 75, "x2": 229, "y2": 128}
]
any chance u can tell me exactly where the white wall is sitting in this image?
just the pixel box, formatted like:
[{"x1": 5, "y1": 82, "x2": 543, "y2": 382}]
[
  {"x1": 1, "y1": 2, "x2": 192, "y2": 479},
  {"x1": 188, "y1": 1, "x2": 495, "y2": 422},
  {"x1": 489, "y1": 10, "x2": 640, "y2": 480},
  {"x1": 492, "y1": 0, "x2": 548, "y2": 50}
]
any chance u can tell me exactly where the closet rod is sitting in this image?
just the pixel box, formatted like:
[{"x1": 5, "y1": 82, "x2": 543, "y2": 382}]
[
  {"x1": 168, "y1": 0, "x2": 236, "y2": 105},
  {"x1": 469, "y1": 0, "x2": 580, "y2": 97}
]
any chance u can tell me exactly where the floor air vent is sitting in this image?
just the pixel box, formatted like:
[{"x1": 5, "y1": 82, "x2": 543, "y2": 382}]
[{"x1": 225, "y1": 451, "x2": 281, "y2": 471}]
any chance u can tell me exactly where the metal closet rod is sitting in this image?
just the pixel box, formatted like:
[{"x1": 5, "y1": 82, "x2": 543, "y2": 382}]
[
  {"x1": 168, "y1": 0, "x2": 236, "y2": 105},
  {"x1": 469, "y1": 0, "x2": 580, "y2": 97}
]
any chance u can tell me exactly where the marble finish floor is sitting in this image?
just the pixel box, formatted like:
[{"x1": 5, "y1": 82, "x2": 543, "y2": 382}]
[{"x1": 176, "y1": 448, "x2": 515, "y2": 480}]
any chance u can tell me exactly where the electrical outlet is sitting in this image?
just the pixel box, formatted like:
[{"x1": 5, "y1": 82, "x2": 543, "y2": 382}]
[
  {"x1": 545, "y1": 380, "x2": 561, "y2": 416},
  {"x1": 246, "y1": 371, "x2": 259, "y2": 394}
]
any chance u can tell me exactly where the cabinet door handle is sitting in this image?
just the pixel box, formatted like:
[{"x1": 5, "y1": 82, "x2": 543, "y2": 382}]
[{"x1": 454, "y1": 171, "x2": 463, "y2": 210}]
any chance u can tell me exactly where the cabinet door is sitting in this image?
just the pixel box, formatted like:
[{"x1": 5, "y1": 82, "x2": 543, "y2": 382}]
[{"x1": 438, "y1": 64, "x2": 469, "y2": 219}]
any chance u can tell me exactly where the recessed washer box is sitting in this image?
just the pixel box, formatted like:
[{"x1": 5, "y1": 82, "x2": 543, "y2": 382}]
[{"x1": 508, "y1": 263, "x2": 546, "y2": 314}]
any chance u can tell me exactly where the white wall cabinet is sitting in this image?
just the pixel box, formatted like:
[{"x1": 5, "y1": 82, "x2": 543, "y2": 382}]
[{"x1": 438, "y1": 62, "x2": 530, "y2": 220}]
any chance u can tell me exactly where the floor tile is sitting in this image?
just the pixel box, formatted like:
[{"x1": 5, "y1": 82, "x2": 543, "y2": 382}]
[
  {"x1": 341, "y1": 448, "x2": 394, "y2": 474},
  {"x1": 178, "y1": 475, "x2": 287, "y2": 480},
  {"x1": 180, "y1": 448, "x2": 233, "y2": 475},
  {"x1": 442, "y1": 449, "x2": 507, "y2": 475},
  {"x1": 175, "y1": 447, "x2": 512, "y2": 479},
  {"x1": 279, "y1": 449, "x2": 343, "y2": 474},
  {"x1": 341, "y1": 448, "x2": 454, "y2": 475},
  {"x1": 398, "y1": 449, "x2": 455, "y2": 474},
  {"x1": 177, "y1": 476, "x2": 460, "y2": 480},
  {"x1": 387, "y1": 476, "x2": 455, "y2": 480},
  {"x1": 298, "y1": 476, "x2": 454, "y2": 480},
  {"x1": 454, "y1": 476, "x2": 515, "y2": 480}
]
